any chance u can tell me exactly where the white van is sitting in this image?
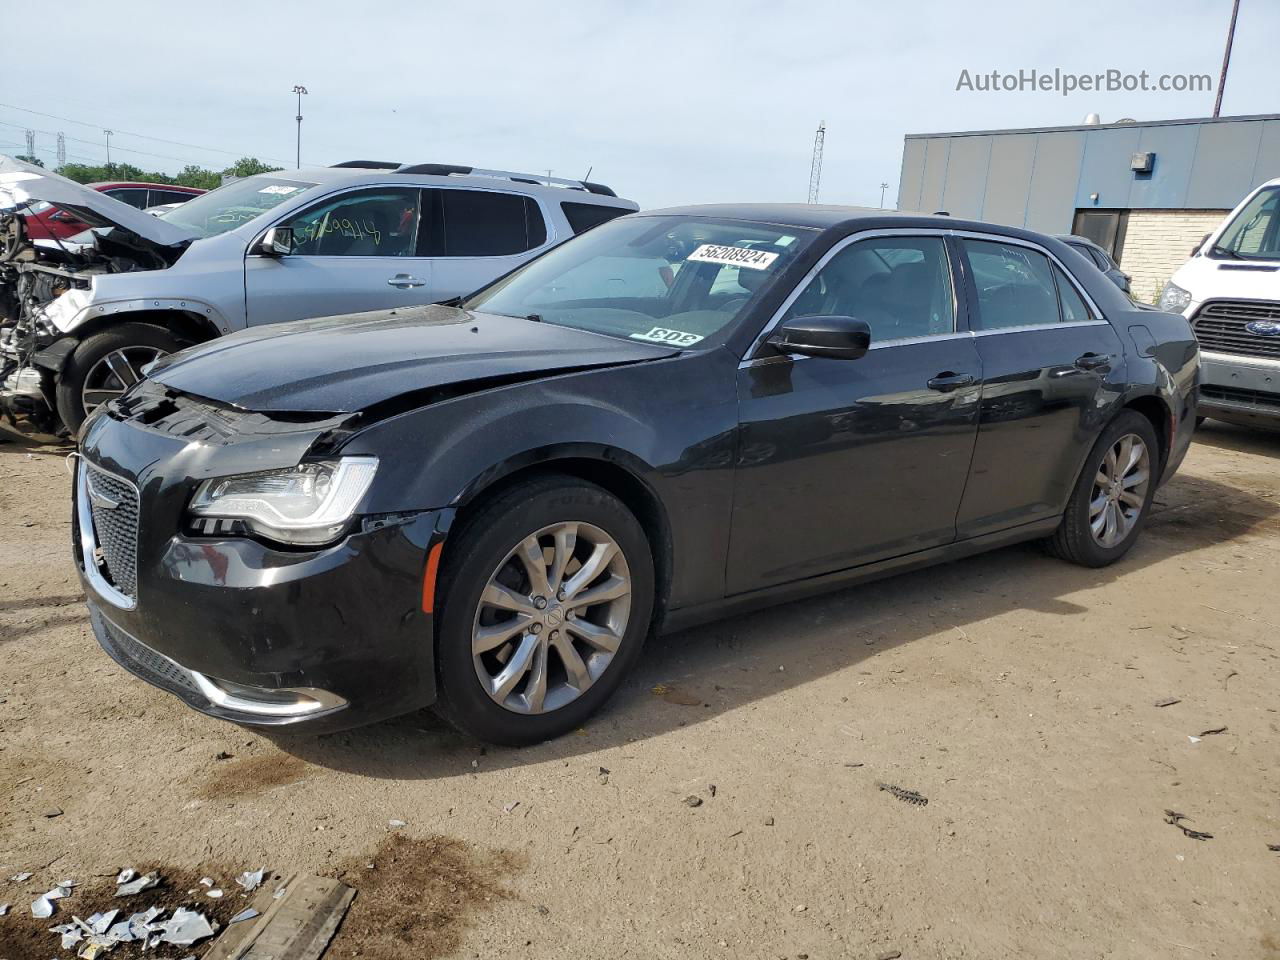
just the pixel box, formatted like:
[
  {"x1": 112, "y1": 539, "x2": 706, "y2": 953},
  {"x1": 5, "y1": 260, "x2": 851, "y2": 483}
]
[{"x1": 1160, "y1": 178, "x2": 1280, "y2": 429}]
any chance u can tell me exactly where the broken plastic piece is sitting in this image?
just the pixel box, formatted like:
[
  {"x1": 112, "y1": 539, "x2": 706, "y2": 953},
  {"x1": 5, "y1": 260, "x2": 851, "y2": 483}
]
[
  {"x1": 229, "y1": 907, "x2": 260, "y2": 924},
  {"x1": 10, "y1": 871, "x2": 33, "y2": 882},
  {"x1": 273, "y1": 885, "x2": 287, "y2": 899},
  {"x1": 31, "y1": 884, "x2": 71, "y2": 918},
  {"x1": 159, "y1": 907, "x2": 216, "y2": 946},
  {"x1": 51, "y1": 921, "x2": 85, "y2": 949},
  {"x1": 198, "y1": 877, "x2": 214, "y2": 887},
  {"x1": 114, "y1": 871, "x2": 160, "y2": 896},
  {"x1": 387, "y1": 819, "x2": 407, "y2": 828},
  {"x1": 876, "y1": 782, "x2": 929, "y2": 806},
  {"x1": 206, "y1": 888, "x2": 223, "y2": 898},
  {"x1": 114, "y1": 868, "x2": 136, "y2": 884},
  {"x1": 235, "y1": 867, "x2": 265, "y2": 892}
]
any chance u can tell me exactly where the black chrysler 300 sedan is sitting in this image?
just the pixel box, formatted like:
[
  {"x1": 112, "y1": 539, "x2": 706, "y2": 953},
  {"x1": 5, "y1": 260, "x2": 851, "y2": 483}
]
[{"x1": 73, "y1": 206, "x2": 1199, "y2": 744}]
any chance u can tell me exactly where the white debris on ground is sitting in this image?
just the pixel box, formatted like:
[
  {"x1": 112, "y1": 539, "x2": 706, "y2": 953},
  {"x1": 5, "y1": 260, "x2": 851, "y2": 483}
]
[
  {"x1": 234, "y1": 867, "x2": 265, "y2": 892},
  {"x1": 6, "y1": 866, "x2": 271, "y2": 955}
]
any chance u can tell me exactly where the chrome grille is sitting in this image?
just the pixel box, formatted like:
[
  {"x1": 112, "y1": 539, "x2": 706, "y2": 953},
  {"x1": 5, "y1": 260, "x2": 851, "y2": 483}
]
[
  {"x1": 85, "y1": 464, "x2": 140, "y2": 599},
  {"x1": 1191, "y1": 299, "x2": 1280, "y2": 359}
]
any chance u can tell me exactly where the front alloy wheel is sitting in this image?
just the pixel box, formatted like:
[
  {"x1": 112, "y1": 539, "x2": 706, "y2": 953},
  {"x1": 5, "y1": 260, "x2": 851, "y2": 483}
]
[
  {"x1": 434, "y1": 474, "x2": 654, "y2": 745},
  {"x1": 473, "y1": 521, "x2": 632, "y2": 714}
]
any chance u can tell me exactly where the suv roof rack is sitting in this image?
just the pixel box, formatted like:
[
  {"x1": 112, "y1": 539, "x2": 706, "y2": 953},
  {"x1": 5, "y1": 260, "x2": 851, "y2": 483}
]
[
  {"x1": 330, "y1": 160, "x2": 402, "y2": 169},
  {"x1": 394, "y1": 163, "x2": 617, "y2": 197}
]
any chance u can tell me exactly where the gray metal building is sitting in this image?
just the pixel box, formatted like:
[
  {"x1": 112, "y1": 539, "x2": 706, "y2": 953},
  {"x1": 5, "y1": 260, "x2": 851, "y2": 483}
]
[{"x1": 897, "y1": 113, "x2": 1280, "y2": 301}]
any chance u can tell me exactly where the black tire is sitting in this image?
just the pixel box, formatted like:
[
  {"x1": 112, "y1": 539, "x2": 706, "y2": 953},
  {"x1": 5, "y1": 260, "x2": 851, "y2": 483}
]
[
  {"x1": 56, "y1": 323, "x2": 182, "y2": 432},
  {"x1": 433, "y1": 474, "x2": 654, "y2": 745},
  {"x1": 1043, "y1": 410, "x2": 1160, "y2": 568}
]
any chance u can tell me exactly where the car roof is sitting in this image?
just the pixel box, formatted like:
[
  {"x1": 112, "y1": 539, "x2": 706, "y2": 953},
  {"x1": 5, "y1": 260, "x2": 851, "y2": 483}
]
[
  {"x1": 636, "y1": 203, "x2": 1061, "y2": 243},
  {"x1": 279, "y1": 165, "x2": 637, "y2": 208}
]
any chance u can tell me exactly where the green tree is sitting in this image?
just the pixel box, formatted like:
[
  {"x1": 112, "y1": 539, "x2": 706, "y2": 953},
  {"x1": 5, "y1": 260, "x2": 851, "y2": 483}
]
[{"x1": 53, "y1": 157, "x2": 281, "y2": 190}]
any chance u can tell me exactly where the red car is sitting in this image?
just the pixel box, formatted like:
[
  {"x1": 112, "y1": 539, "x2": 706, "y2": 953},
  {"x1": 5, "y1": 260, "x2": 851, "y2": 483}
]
[{"x1": 23, "y1": 181, "x2": 205, "y2": 240}]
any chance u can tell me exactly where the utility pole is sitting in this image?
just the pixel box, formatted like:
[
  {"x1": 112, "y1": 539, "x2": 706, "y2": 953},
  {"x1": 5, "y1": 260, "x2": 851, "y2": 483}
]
[
  {"x1": 24, "y1": 129, "x2": 34, "y2": 159},
  {"x1": 56, "y1": 132, "x2": 66, "y2": 165},
  {"x1": 104, "y1": 129, "x2": 113, "y2": 171},
  {"x1": 292, "y1": 85, "x2": 308, "y2": 168},
  {"x1": 807, "y1": 122, "x2": 825, "y2": 204},
  {"x1": 879, "y1": 182, "x2": 890, "y2": 208},
  {"x1": 1213, "y1": 0, "x2": 1240, "y2": 118}
]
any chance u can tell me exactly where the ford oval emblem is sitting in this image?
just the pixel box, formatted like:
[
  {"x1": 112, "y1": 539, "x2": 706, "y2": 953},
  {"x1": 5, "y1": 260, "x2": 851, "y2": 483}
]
[{"x1": 1245, "y1": 319, "x2": 1280, "y2": 337}]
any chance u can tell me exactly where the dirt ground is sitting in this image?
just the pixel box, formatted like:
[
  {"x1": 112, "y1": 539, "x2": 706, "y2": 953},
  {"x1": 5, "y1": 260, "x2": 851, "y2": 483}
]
[{"x1": 2, "y1": 421, "x2": 1278, "y2": 960}]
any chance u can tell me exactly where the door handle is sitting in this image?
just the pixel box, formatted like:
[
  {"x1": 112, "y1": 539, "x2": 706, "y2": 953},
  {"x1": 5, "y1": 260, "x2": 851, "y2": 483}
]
[
  {"x1": 387, "y1": 274, "x2": 426, "y2": 289},
  {"x1": 926, "y1": 372, "x2": 976, "y2": 393},
  {"x1": 1074, "y1": 352, "x2": 1112, "y2": 371}
]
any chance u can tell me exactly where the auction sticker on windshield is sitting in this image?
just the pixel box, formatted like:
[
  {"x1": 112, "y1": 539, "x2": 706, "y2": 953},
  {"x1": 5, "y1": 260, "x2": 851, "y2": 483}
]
[
  {"x1": 687, "y1": 244, "x2": 779, "y2": 270},
  {"x1": 630, "y1": 327, "x2": 704, "y2": 346}
]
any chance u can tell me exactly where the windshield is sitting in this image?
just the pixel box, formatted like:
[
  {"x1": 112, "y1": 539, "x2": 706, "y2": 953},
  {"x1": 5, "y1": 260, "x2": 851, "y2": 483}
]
[
  {"x1": 160, "y1": 175, "x2": 318, "y2": 239},
  {"x1": 1213, "y1": 186, "x2": 1280, "y2": 260},
  {"x1": 464, "y1": 215, "x2": 815, "y2": 347}
]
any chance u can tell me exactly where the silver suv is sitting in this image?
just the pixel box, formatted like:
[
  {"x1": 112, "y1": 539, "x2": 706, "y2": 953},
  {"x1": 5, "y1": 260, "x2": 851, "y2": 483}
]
[{"x1": 0, "y1": 157, "x2": 636, "y2": 434}]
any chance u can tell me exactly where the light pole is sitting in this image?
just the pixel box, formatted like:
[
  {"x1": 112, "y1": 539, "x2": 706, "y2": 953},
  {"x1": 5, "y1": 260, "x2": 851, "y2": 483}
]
[
  {"x1": 879, "y1": 182, "x2": 889, "y2": 208},
  {"x1": 104, "y1": 129, "x2": 113, "y2": 171},
  {"x1": 292, "y1": 85, "x2": 308, "y2": 168},
  {"x1": 1213, "y1": 0, "x2": 1241, "y2": 118}
]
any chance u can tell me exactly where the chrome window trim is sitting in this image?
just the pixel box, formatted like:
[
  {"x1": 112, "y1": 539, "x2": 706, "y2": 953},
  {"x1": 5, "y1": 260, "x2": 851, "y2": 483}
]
[
  {"x1": 743, "y1": 227, "x2": 1107, "y2": 365},
  {"x1": 76, "y1": 459, "x2": 138, "y2": 611}
]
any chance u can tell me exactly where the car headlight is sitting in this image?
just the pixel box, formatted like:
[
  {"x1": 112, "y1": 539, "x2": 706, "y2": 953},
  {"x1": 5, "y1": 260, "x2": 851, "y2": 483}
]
[
  {"x1": 1158, "y1": 281, "x2": 1192, "y2": 313},
  {"x1": 189, "y1": 457, "x2": 378, "y2": 546}
]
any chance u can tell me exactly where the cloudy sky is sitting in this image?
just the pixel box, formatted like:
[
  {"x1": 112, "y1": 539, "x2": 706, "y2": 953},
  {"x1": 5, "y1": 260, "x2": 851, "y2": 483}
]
[{"x1": 4, "y1": 0, "x2": 1277, "y2": 209}]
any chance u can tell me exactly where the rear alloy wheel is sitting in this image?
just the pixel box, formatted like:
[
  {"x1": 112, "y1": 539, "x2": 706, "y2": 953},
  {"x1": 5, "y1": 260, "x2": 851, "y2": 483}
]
[
  {"x1": 56, "y1": 323, "x2": 183, "y2": 432},
  {"x1": 434, "y1": 475, "x2": 654, "y2": 745},
  {"x1": 1044, "y1": 410, "x2": 1160, "y2": 567}
]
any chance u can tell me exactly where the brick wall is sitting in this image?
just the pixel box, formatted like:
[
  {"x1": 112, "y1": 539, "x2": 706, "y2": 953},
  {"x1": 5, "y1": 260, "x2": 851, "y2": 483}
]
[{"x1": 1118, "y1": 210, "x2": 1230, "y2": 304}]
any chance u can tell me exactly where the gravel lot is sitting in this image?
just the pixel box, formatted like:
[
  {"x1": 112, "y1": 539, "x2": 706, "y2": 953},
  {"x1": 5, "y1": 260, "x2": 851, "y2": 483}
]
[{"x1": 2, "y1": 422, "x2": 1278, "y2": 959}]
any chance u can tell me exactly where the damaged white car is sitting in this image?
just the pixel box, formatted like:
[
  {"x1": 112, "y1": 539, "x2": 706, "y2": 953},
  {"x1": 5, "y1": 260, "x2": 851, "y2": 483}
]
[{"x1": 0, "y1": 155, "x2": 636, "y2": 438}]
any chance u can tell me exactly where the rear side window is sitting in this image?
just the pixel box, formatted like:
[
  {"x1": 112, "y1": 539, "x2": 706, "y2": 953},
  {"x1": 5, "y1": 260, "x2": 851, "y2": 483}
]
[
  {"x1": 963, "y1": 239, "x2": 1062, "y2": 330},
  {"x1": 561, "y1": 201, "x2": 628, "y2": 235},
  {"x1": 431, "y1": 190, "x2": 547, "y2": 256},
  {"x1": 104, "y1": 188, "x2": 150, "y2": 209},
  {"x1": 150, "y1": 190, "x2": 197, "y2": 206},
  {"x1": 1054, "y1": 265, "x2": 1093, "y2": 323}
]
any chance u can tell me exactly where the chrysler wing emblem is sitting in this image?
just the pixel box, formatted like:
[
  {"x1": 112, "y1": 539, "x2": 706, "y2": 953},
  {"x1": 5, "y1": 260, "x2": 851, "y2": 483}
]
[
  {"x1": 1244, "y1": 319, "x2": 1280, "y2": 337},
  {"x1": 86, "y1": 476, "x2": 120, "y2": 511}
]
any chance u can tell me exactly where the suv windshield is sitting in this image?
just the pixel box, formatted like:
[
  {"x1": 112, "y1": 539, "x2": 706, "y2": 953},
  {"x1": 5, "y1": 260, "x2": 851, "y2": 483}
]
[
  {"x1": 464, "y1": 215, "x2": 815, "y2": 347},
  {"x1": 160, "y1": 176, "x2": 318, "y2": 239},
  {"x1": 1212, "y1": 185, "x2": 1280, "y2": 261}
]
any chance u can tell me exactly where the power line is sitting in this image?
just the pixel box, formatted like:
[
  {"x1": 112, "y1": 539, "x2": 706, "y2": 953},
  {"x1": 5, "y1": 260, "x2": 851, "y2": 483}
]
[
  {"x1": 0, "y1": 100, "x2": 297, "y2": 167},
  {"x1": 0, "y1": 118, "x2": 207, "y2": 167}
]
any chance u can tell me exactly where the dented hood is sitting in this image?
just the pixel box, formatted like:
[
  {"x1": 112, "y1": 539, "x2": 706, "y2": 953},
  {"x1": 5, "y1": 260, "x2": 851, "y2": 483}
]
[
  {"x1": 147, "y1": 304, "x2": 678, "y2": 413},
  {"x1": 0, "y1": 155, "x2": 198, "y2": 248}
]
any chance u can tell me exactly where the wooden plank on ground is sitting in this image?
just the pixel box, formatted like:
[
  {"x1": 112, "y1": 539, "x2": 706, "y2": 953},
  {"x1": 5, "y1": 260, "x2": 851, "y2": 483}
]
[{"x1": 203, "y1": 872, "x2": 355, "y2": 960}]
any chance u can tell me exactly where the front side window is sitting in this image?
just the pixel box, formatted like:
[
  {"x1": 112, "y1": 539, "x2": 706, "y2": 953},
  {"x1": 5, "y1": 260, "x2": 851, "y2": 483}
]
[
  {"x1": 1213, "y1": 185, "x2": 1280, "y2": 260},
  {"x1": 464, "y1": 215, "x2": 815, "y2": 347},
  {"x1": 963, "y1": 239, "x2": 1063, "y2": 330},
  {"x1": 162, "y1": 175, "x2": 319, "y2": 238},
  {"x1": 283, "y1": 188, "x2": 419, "y2": 257},
  {"x1": 782, "y1": 235, "x2": 955, "y2": 341}
]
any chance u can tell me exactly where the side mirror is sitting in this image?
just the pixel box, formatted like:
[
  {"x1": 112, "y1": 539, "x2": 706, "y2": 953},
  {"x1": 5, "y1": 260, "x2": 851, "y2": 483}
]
[
  {"x1": 1192, "y1": 232, "x2": 1211, "y2": 257},
  {"x1": 257, "y1": 226, "x2": 294, "y2": 257},
  {"x1": 768, "y1": 315, "x2": 871, "y2": 360},
  {"x1": 49, "y1": 210, "x2": 78, "y2": 224}
]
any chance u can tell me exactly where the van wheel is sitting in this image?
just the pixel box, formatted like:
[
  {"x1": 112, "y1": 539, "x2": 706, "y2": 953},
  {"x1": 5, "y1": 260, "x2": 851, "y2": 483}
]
[
  {"x1": 433, "y1": 475, "x2": 654, "y2": 745},
  {"x1": 1043, "y1": 410, "x2": 1160, "y2": 568},
  {"x1": 56, "y1": 323, "x2": 181, "y2": 432}
]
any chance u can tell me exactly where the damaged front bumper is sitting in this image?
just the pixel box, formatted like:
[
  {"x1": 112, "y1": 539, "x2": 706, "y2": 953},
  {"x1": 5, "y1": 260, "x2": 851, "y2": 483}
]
[{"x1": 74, "y1": 387, "x2": 448, "y2": 733}]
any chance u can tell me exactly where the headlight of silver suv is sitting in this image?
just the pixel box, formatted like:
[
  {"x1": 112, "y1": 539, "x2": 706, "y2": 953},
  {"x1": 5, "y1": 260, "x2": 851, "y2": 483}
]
[
  {"x1": 189, "y1": 457, "x2": 378, "y2": 546},
  {"x1": 1158, "y1": 281, "x2": 1192, "y2": 313}
]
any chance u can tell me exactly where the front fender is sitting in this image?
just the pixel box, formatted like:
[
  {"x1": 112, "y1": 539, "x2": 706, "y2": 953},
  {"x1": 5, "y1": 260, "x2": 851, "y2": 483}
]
[
  {"x1": 48, "y1": 295, "x2": 232, "y2": 336},
  {"x1": 336, "y1": 350, "x2": 740, "y2": 610}
]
